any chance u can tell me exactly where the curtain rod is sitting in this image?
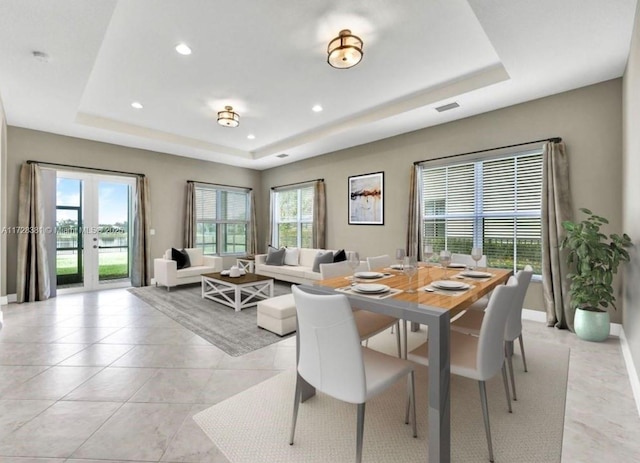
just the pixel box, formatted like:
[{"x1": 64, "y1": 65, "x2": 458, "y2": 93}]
[
  {"x1": 187, "y1": 180, "x2": 252, "y2": 191},
  {"x1": 271, "y1": 178, "x2": 324, "y2": 190},
  {"x1": 27, "y1": 160, "x2": 145, "y2": 178},
  {"x1": 413, "y1": 137, "x2": 562, "y2": 165}
]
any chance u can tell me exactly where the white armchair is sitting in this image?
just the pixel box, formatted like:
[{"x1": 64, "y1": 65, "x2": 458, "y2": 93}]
[{"x1": 154, "y1": 248, "x2": 223, "y2": 290}]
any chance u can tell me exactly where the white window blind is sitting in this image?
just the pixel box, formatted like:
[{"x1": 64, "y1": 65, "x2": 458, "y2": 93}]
[
  {"x1": 272, "y1": 185, "x2": 314, "y2": 248},
  {"x1": 195, "y1": 185, "x2": 250, "y2": 255},
  {"x1": 420, "y1": 151, "x2": 543, "y2": 273}
]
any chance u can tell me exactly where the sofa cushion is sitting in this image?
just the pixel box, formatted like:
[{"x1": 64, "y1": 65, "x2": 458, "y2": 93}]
[
  {"x1": 171, "y1": 248, "x2": 191, "y2": 269},
  {"x1": 185, "y1": 248, "x2": 204, "y2": 267},
  {"x1": 284, "y1": 247, "x2": 299, "y2": 266},
  {"x1": 266, "y1": 247, "x2": 286, "y2": 265},
  {"x1": 333, "y1": 249, "x2": 347, "y2": 263},
  {"x1": 176, "y1": 265, "x2": 216, "y2": 278},
  {"x1": 312, "y1": 251, "x2": 335, "y2": 273}
]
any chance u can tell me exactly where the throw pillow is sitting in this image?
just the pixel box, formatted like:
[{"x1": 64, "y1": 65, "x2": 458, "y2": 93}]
[
  {"x1": 284, "y1": 247, "x2": 300, "y2": 266},
  {"x1": 333, "y1": 249, "x2": 347, "y2": 263},
  {"x1": 171, "y1": 248, "x2": 191, "y2": 270},
  {"x1": 265, "y1": 247, "x2": 286, "y2": 266},
  {"x1": 312, "y1": 251, "x2": 335, "y2": 273}
]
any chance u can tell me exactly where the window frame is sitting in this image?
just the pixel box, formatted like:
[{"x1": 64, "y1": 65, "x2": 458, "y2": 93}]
[
  {"x1": 419, "y1": 149, "x2": 543, "y2": 275},
  {"x1": 272, "y1": 185, "x2": 314, "y2": 248},
  {"x1": 194, "y1": 185, "x2": 251, "y2": 257}
]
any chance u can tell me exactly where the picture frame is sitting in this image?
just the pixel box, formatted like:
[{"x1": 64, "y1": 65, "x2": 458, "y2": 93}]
[{"x1": 348, "y1": 171, "x2": 384, "y2": 225}]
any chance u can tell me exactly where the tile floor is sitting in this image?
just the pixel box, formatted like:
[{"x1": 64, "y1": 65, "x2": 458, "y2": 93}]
[{"x1": 0, "y1": 288, "x2": 637, "y2": 462}]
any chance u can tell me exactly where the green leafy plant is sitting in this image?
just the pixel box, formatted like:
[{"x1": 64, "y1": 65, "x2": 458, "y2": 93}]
[{"x1": 560, "y1": 208, "x2": 632, "y2": 312}]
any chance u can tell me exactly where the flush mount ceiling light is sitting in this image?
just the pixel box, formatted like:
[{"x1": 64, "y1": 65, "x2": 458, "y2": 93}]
[
  {"x1": 312, "y1": 104, "x2": 323, "y2": 112},
  {"x1": 247, "y1": 134, "x2": 255, "y2": 140},
  {"x1": 217, "y1": 106, "x2": 239, "y2": 127},
  {"x1": 131, "y1": 101, "x2": 143, "y2": 109},
  {"x1": 327, "y1": 29, "x2": 363, "y2": 69}
]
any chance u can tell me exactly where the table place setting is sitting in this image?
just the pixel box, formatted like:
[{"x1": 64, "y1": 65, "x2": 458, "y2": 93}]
[
  {"x1": 335, "y1": 283, "x2": 403, "y2": 299},
  {"x1": 454, "y1": 270, "x2": 494, "y2": 282},
  {"x1": 421, "y1": 279, "x2": 475, "y2": 297},
  {"x1": 344, "y1": 271, "x2": 395, "y2": 282}
]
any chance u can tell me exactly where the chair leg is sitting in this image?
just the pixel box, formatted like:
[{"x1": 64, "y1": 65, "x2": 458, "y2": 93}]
[
  {"x1": 356, "y1": 403, "x2": 366, "y2": 463},
  {"x1": 505, "y1": 341, "x2": 517, "y2": 401},
  {"x1": 518, "y1": 334, "x2": 528, "y2": 372},
  {"x1": 402, "y1": 320, "x2": 408, "y2": 360},
  {"x1": 395, "y1": 321, "x2": 402, "y2": 358},
  {"x1": 478, "y1": 381, "x2": 495, "y2": 463},
  {"x1": 289, "y1": 373, "x2": 302, "y2": 445},
  {"x1": 410, "y1": 371, "x2": 417, "y2": 437},
  {"x1": 501, "y1": 363, "x2": 513, "y2": 413}
]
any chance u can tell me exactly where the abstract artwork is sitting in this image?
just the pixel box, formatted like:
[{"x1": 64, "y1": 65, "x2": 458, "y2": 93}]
[{"x1": 348, "y1": 171, "x2": 384, "y2": 225}]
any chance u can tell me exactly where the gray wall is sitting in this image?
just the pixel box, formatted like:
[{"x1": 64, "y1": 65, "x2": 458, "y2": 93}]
[
  {"x1": 6, "y1": 127, "x2": 261, "y2": 295},
  {"x1": 260, "y1": 79, "x2": 624, "y2": 320},
  {"x1": 623, "y1": 1, "x2": 640, "y2": 382}
]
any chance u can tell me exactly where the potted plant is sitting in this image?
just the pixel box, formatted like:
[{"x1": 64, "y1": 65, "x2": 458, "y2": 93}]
[{"x1": 561, "y1": 208, "x2": 632, "y2": 341}]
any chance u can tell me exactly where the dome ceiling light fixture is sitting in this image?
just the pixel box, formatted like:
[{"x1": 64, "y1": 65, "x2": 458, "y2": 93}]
[
  {"x1": 327, "y1": 29, "x2": 363, "y2": 69},
  {"x1": 217, "y1": 106, "x2": 239, "y2": 127}
]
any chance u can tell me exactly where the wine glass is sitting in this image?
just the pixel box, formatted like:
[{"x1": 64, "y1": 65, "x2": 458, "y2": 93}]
[
  {"x1": 439, "y1": 250, "x2": 452, "y2": 279},
  {"x1": 471, "y1": 247, "x2": 483, "y2": 270},
  {"x1": 403, "y1": 256, "x2": 418, "y2": 293},
  {"x1": 395, "y1": 248, "x2": 406, "y2": 267},
  {"x1": 423, "y1": 245, "x2": 434, "y2": 265},
  {"x1": 347, "y1": 252, "x2": 360, "y2": 284}
]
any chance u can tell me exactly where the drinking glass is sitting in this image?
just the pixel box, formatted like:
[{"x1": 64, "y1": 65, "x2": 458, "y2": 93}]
[
  {"x1": 471, "y1": 247, "x2": 483, "y2": 269},
  {"x1": 395, "y1": 248, "x2": 406, "y2": 267},
  {"x1": 439, "y1": 250, "x2": 452, "y2": 279},
  {"x1": 403, "y1": 256, "x2": 418, "y2": 293},
  {"x1": 423, "y1": 245, "x2": 434, "y2": 264},
  {"x1": 347, "y1": 252, "x2": 360, "y2": 284}
]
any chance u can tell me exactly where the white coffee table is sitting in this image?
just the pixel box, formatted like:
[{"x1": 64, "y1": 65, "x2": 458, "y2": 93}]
[
  {"x1": 236, "y1": 257, "x2": 255, "y2": 273},
  {"x1": 201, "y1": 272, "x2": 273, "y2": 312}
]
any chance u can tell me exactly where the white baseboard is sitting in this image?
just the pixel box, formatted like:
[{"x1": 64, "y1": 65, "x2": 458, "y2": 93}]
[
  {"x1": 619, "y1": 328, "x2": 640, "y2": 417},
  {"x1": 0, "y1": 295, "x2": 7, "y2": 305},
  {"x1": 6, "y1": 294, "x2": 16, "y2": 304},
  {"x1": 522, "y1": 308, "x2": 623, "y2": 337}
]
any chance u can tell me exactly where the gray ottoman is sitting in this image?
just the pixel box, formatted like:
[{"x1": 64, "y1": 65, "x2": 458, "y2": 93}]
[{"x1": 257, "y1": 294, "x2": 297, "y2": 336}]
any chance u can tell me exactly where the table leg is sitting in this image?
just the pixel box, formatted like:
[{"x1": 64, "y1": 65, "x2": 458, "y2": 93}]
[
  {"x1": 234, "y1": 285, "x2": 241, "y2": 312},
  {"x1": 428, "y1": 313, "x2": 451, "y2": 462}
]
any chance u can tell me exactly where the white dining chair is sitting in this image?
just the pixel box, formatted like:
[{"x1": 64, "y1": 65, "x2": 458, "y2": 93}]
[
  {"x1": 290, "y1": 286, "x2": 417, "y2": 463},
  {"x1": 320, "y1": 261, "x2": 402, "y2": 357},
  {"x1": 408, "y1": 277, "x2": 519, "y2": 463},
  {"x1": 366, "y1": 254, "x2": 393, "y2": 270},
  {"x1": 450, "y1": 265, "x2": 533, "y2": 400}
]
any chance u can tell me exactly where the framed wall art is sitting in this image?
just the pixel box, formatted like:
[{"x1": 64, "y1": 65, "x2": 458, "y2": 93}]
[{"x1": 348, "y1": 171, "x2": 384, "y2": 225}]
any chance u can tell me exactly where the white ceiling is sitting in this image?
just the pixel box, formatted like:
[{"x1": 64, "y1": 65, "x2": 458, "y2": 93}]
[{"x1": 0, "y1": 0, "x2": 636, "y2": 170}]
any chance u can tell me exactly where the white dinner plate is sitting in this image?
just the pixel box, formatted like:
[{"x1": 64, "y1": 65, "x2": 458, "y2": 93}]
[
  {"x1": 447, "y1": 263, "x2": 467, "y2": 269},
  {"x1": 354, "y1": 271, "x2": 385, "y2": 279},
  {"x1": 460, "y1": 270, "x2": 492, "y2": 278},
  {"x1": 352, "y1": 283, "x2": 390, "y2": 294},
  {"x1": 389, "y1": 264, "x2": 404, "y2": 270},
  {"x1": 431, "y1": 280, "x2": 469, "y2": 290}
]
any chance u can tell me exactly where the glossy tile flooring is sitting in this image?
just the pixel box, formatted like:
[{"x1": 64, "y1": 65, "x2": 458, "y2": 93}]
[{"x1": 0, "y1": 288, "x2": 637, "y2": 463}]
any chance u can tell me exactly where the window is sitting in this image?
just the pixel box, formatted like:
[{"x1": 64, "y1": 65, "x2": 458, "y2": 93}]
[
  {"x1": 195, "y1": 186, "x2": 250, "y2": 255},
  {"x1": 272, "y1": 186, "x2": 314, "y2": 248},
  {"x1": 420, "y1": 150, "x2": 543, "y2": 273}
]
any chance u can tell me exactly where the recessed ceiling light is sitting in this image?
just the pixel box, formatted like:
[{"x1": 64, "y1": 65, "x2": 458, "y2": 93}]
[
  {"x1": 312, "y1": 105, "x2": 323, "y2": 112},
  {"x1": 175, "y1": 43, "x2": 192, "y2": 55},
  {"x1": 247, "y1": 134, "x2": 256, "y2": 140},
  {"x1": 131, "y1": 101, "x2": 143, "y2": 109}
]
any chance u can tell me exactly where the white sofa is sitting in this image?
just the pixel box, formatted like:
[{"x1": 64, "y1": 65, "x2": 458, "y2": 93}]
[
  {"x1": 154, "y1": 248, "x2": 223, "y2": 290},
  {"x1": 255, "y1": 248, "x2": 358, "y2": 285}
]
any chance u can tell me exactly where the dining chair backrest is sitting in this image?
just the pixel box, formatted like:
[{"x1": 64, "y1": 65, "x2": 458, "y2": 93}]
[
  {"x1": 451, "y1": 253, "x2": 487, "y2": 268},
  {"x1": 292, "y1": 285, "x2": 366, "y2": 404},
  {"x1": 367, "y1": 255, "x2": 392, "y2": 270},
  {"x1": 476, "y1": 276, "x2": 518, "y2": 380},
  {"x1": 319, "y1": 261, "x2": 352, "y2": 279},
  {"x1": 504, "y1": 265, "x2": 533, "y2": 342}
]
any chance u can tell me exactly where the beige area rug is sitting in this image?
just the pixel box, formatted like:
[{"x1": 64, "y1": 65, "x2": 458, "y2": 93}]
[{"x1": 194, "y1": 334, "x2": 569, "y2": 462}]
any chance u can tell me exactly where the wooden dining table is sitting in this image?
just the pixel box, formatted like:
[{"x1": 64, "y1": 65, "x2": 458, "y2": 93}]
[{"x1": 299, "y1": 264, "x2": 512, "y2": 463}]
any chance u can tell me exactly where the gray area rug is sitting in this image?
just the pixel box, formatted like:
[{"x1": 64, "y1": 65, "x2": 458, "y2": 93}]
[
  {"x1": 194, "y1": 338, "x2": 569, "y2": 462},
  {"x1": 128, "y1": 282, "x2": 293, "y2": 357}
]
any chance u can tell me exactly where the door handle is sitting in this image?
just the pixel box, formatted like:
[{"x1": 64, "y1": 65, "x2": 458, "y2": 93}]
[
  {"x1": 93, "y1": 238, "x2": 98, "y2": 241},
  {"x1": 93, "y1": 245, "x2": 98, "y2": 249}
]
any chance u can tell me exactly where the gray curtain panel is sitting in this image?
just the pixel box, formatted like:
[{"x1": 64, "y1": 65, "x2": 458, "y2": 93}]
[
  {"x1": 16, "y1": 163, "x2": 51, "y2": 302},
  {"x1": 184, "y1": 182, "x2": 195, "y2": 248},
  {"x1": 541, "y1": 141, "x2": 574, "y2": 330},
  {"x1": 249, "y1": 190, "x2": 258, "y2": 255},
  {"x1": 268, "y1": 190, "x2": 275, "y2": 249},
  {"x1": 406, "y1": 164, "x2": 422, "y2": 260},
  {"x1": 131, "y1": 176, "x2": 151, "y2": 287},
  {"x1": 313, "y1": 180, "x2": 326, "y2": 249}
]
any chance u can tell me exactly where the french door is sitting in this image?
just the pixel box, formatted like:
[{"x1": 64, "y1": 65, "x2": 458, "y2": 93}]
[{"x1": 55, "y1": 171, "x2": 136, "y2": 290}]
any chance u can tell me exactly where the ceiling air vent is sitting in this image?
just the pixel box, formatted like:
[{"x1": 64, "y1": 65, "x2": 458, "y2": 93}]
[
  {"x1": 276, "y1": 153, "x2": 289, "y2": 158},
  {"x1": 435, "y1": 102, "x2": 460, "y2": 112}
]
